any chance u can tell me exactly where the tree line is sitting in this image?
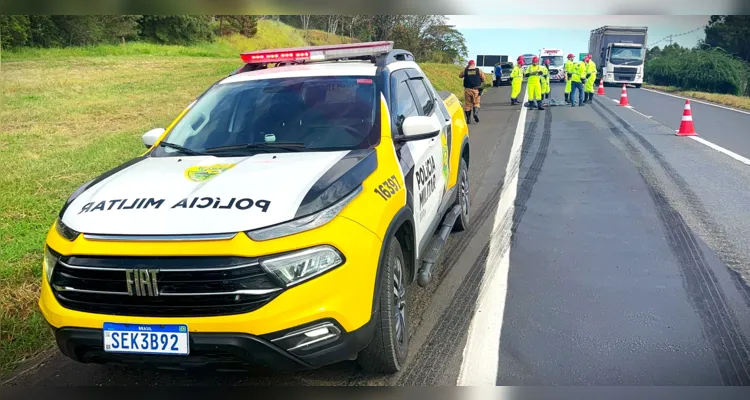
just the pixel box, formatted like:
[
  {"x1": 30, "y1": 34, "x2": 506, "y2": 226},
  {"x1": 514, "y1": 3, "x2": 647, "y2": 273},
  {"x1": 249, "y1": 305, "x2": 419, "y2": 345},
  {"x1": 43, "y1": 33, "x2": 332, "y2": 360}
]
[
  {"x1": 645, "y1": 15, "x2": 750, "y2": 96},
  {"x1": 0, "y1": 15, "x2": 468, "y2": 64}
]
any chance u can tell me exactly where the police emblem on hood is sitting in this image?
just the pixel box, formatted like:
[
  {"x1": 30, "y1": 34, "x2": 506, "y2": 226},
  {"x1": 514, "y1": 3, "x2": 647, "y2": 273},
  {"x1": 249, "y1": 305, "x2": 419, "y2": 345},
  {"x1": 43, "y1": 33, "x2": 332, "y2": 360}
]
[{"x1": 185, "y1": 164, "x2": 236, "y2": 182}]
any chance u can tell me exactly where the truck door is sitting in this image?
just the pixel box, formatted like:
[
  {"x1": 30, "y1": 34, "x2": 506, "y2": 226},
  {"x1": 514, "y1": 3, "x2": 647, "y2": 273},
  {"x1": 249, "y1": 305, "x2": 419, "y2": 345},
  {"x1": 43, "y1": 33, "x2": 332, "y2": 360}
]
[{"x1": 390, "y1": 69, "x2": 446, "y2": 256}]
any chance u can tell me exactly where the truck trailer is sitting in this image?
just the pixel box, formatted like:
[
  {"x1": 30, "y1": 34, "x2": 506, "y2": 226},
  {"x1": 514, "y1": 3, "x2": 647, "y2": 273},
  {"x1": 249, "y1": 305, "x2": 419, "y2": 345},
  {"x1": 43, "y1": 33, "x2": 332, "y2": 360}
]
[
  {"x1": 588, "y1": 26, "x2": 648, "y2": 87},
  {"x1": 539, "y1": 48, "x2": 565, "y2": 82}
]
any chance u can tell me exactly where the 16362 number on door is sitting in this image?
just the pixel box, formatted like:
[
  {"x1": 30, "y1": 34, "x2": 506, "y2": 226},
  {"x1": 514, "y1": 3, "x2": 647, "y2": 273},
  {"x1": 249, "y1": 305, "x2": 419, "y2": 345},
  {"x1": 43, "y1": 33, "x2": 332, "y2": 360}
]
[{"x1": 374, "y1": 175, "x2": 402, "y2": 201}]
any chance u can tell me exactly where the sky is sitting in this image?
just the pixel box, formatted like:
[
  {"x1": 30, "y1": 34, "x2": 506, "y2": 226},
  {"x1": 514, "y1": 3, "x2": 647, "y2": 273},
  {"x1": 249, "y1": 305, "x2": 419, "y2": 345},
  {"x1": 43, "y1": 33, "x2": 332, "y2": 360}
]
[{"x1": 447, "y1": 15, "x2": 709, "y2": 70}]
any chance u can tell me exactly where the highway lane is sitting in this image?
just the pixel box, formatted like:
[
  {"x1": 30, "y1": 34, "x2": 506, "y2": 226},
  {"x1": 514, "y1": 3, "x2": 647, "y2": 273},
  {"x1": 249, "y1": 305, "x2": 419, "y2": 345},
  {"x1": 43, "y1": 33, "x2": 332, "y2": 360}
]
[
  {"x1": 600, "y1": 86, "x2": 750, "y2": 160},
  {"x1": 479, "y1": 83, "x2": 750, "y2": 385},
  {"x1": 4, "y1": 85, "x2": 521, "y2": 387}
]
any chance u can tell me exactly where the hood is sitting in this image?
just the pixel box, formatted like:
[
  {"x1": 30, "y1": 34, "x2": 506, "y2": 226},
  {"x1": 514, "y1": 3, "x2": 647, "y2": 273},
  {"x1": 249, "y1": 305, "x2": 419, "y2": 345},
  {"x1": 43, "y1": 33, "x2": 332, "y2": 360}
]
[{"x1": 61, "y1": 150, "x2": 372, "y2": 236}]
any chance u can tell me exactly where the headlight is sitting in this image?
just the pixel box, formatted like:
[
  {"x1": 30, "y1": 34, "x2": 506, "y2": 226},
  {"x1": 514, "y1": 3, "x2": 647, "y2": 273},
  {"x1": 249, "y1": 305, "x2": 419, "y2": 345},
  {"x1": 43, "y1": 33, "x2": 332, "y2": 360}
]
[
  {"x1": 44, "y1": 246, "x2": 60, "y2": 283},
  {"x1": 55, "y1": 218, "x2": 80, "y2": 241},
  {"x1": 260, "y1": 245, "x2": 344, "y2": 287},
  {"x1": 246, "y1": 185, "x2": 362, "y2": 241}
]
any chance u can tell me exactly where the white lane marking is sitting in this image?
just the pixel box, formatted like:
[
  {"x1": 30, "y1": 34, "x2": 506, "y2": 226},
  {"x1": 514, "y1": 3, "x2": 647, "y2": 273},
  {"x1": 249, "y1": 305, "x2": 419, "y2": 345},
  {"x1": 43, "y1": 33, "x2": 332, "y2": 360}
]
[
  {"x1": 457, "y1": 87, "x2": 528, "y2": 386},
  {"x1": 600, "y1": 98, "x2": 749, "y2": 167},
  {"x1": 642, "y1": 87, "x2": 750, "y2": 116},
  {"x1": 689, "y1": 136, "x2": 750, "y2": 166}
]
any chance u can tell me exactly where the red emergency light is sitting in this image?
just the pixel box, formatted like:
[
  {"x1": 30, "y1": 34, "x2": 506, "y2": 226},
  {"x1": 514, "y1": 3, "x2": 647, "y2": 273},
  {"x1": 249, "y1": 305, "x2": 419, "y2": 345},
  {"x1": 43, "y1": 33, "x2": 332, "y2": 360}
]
[{"x1": 240, "y1": 41, "x2": 394, "y2": 64}]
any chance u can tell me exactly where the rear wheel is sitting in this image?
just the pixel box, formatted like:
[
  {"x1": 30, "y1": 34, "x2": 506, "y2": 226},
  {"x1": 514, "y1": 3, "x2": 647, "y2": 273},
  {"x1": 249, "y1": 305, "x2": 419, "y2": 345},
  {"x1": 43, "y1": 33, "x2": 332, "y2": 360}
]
[
  {"x1": 634, "y1": 84, "x2": 642, "y2": 88},
  {"x1": 452, "y1": 158, "x2": 470, "y2": 232},
  {"x1": 357, "y1": 237, "x2": 408, "y2": 373}
]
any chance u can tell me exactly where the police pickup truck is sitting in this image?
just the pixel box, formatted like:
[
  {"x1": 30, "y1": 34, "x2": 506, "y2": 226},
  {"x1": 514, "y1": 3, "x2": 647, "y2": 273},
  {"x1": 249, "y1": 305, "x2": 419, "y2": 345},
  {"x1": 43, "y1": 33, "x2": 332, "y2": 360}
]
[{"x1": 40, "y1": 41, "x2": 471, "y2": 373}]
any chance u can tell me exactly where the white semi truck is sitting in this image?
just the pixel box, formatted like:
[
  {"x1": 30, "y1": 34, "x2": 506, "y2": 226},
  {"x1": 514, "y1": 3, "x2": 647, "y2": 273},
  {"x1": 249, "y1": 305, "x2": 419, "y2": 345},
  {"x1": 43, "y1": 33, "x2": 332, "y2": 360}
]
[
  {"x1": 539, "y1": 48, "x2": 565, "y2": 82},
  {"x1": 588, "y1": 26, "x2": 648, "y2": 88}
]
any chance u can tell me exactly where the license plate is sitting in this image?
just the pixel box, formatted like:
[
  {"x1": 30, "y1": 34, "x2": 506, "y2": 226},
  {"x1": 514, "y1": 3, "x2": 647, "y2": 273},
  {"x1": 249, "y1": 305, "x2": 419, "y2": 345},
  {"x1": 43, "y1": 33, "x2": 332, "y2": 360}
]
[{"x1": 103, "y1": 323, "x2": 189, "y2": 355}]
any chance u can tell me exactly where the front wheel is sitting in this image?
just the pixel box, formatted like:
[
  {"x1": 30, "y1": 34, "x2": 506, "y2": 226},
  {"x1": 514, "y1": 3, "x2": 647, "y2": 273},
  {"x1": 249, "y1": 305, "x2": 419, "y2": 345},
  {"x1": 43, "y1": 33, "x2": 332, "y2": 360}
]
[
  {"x1": 357, "y1": 237, "x2": 408, "y2": 373},
  {"x1": 634, "y1": 84, "x2": 642, "y2": 88},
  {"x1": 452, "y1": 158, "x2": 470, "y2": 232}
]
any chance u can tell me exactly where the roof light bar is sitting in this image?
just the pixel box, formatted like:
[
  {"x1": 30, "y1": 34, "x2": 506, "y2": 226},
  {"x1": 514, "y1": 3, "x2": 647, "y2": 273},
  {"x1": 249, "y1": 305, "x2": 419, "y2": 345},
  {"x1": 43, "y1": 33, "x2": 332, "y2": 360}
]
[{"x1": 240, "y1": 41, "x2": 394, "y2": 64}]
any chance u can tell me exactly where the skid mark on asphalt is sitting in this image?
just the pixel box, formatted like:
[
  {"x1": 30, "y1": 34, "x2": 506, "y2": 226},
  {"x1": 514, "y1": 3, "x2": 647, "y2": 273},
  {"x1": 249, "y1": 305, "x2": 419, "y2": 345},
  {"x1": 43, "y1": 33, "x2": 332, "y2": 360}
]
[
  {"x1": 592, "y1": 100, "x2": 750, "y2": 386},
  {"x1": 593, "y1": 98, "x2": 750, "y2": 309},
  {"x1": 394, "y1": 103, "x2": 539, "y2": 386},
  {"x1": 344, "y1": 99, "x2": 524, "y2": 387},
  {"x1": 458, "y1": 104, "x2": 552, "y2": 385},
  {"x1": 513, "y1": 109, "x2": 552, "y2": 234}
]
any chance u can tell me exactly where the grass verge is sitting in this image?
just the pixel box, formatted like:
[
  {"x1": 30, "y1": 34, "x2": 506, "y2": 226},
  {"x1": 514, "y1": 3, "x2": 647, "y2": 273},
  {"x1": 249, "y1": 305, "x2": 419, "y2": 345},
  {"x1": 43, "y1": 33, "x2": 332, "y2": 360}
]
[
  {"x1": 643, "y1": 83, "x2": 750, "y2": 111},
  {"x1": 0, "y1": 34, "x2": 474, "y2": 378}
]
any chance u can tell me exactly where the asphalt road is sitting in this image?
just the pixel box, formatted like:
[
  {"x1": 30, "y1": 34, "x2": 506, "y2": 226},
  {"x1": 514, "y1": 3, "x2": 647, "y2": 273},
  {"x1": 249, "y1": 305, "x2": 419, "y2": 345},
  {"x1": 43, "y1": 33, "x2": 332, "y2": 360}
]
[
  {"x1": 6, "y1": 84, "x2": 750, "y2": 386},
  {"x1": 600, "y1": 85, "x2": 750, "y2": 159}
]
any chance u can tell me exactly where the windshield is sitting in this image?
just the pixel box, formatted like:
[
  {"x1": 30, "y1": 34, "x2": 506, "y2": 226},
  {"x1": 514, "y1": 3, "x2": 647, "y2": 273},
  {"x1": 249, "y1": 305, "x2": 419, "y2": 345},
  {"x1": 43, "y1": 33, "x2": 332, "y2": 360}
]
[
  {"x1": 153, "y1": 76, "x2": 380, "y2": 156},
  {"x1": 610, "y1": 47, "x2": 644, "y2": 65},
  {"x1": 523, "y1": 56, "x2": 534, "y2": 65},
  {"x1": 541, "y1": 56, "x2": 564, "y2": 66}
]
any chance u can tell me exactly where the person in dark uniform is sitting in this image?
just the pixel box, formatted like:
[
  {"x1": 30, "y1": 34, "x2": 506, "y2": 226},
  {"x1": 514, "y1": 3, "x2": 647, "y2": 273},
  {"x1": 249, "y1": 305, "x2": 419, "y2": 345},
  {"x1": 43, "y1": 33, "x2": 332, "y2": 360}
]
[{"x1": 458, "y1": 60, "x2": 485, "y2": 124}]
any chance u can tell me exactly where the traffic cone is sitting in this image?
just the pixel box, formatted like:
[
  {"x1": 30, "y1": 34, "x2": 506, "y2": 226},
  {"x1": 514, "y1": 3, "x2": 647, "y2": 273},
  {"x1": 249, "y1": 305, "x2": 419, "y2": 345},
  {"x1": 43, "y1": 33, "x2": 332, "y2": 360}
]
[
  {"x1": 675, "y1": 99, "x2": 697, "y2": 136},
  {"x1": 618, "y1": 84, "x2": 629, "y2": 106},
  {"x1": 597, "y1": 78, "x2": 605, "y2": 95}
]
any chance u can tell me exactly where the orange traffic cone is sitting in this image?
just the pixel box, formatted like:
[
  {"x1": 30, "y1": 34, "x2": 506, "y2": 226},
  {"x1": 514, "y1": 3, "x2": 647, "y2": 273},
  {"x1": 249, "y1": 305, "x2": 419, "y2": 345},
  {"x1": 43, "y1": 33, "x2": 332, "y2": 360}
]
[
  {"x1": 675, "y1": 99, "x2": 697, "y2": 136},
  {"x1": 597, "y1": 78, "x2": 605, "y2": 95},
  {"x1": 618, "y1": 84, "x2": 629, "y2": 106}
]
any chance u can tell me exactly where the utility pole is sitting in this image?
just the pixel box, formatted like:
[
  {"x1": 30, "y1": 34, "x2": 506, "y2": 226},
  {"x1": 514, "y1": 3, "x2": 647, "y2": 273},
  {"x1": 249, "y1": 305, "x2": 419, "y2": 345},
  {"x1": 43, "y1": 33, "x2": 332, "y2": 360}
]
[{"x1": 668, "y1": 35, "x2": 673, "y2": 46}]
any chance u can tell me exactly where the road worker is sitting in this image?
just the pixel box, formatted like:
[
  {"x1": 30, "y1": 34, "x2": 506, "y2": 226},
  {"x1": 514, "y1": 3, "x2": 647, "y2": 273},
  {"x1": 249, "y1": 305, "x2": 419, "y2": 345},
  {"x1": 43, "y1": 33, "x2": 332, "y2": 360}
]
[
  {"x1": 569, "y1": 58, "x2": 586, "y2": 107},
  {"x1": 542, "y1": 58, "x2": 551, "y2": 101},
  {"x1": 510, "y1": 56, "x2": 524, "y2": 105},
  {"x1": 564, "y1": 53, "x2": 576, "y2": 104},
  {"x1": 524, "y1": 56, "x2": 544, "y2": 110},
  {"x1": 583, "y1": 54, "x2": 597, "y2": 103},
  {"x1": 458, "y1": 59, "x2": 485, "y2": 123}
]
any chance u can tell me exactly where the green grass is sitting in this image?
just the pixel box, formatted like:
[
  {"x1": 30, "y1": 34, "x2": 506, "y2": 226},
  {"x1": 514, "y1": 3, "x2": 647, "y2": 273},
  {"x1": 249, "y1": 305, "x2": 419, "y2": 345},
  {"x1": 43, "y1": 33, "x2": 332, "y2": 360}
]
[
  {"x1": 1, "y1": 20, "x2": 357, "y2": 61},
  {"x1": 643, "y1": 83, "x2": 750, "y2": 111},
  {"x1": 0, "y1": 23, "x2": 470, "y2": 378},
  {"x1": 420, "y1": 63, "x2": 494, "y2": 99}
]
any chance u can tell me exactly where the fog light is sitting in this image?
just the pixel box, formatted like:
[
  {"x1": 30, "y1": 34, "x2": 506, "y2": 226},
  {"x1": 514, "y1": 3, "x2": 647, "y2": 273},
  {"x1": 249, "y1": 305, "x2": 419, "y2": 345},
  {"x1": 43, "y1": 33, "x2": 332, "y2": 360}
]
[{"x1": 271, "y1": 323, "x2": 341, "y2": 355}]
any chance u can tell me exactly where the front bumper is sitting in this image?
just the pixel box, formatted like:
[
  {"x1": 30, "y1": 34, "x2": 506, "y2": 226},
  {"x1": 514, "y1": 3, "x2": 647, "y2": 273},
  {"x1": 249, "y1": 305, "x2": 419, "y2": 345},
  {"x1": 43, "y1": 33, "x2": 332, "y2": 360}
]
[
  {"x1": 39, "y1": 215, "x2": 384, "y2": 370},
  {"x1": 52, "y1": 317, "x2": 375, "y2": 371}
]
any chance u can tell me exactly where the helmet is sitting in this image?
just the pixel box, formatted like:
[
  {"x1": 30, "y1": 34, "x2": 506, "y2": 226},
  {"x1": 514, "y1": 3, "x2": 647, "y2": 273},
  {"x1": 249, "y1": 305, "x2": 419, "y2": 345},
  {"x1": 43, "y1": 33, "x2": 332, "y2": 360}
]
[
  {"x1": 468, "y1": 59, "x2": 475, "y2": 66},
  {"x1": 587, "y1": 54, "x2": 592, "y2": 58},
  {"x1": 544, "y1": 59, "x2": 550, "y2": 65},
  {"x1": 567, "y1": 53, "x2": 574, "y2": 59},
  {"x1": 517, "y1": 56, "x2": 525, "y2": 66},
  {"x1": 532, "y1": 56, "x2": 539, "y2": 64}
]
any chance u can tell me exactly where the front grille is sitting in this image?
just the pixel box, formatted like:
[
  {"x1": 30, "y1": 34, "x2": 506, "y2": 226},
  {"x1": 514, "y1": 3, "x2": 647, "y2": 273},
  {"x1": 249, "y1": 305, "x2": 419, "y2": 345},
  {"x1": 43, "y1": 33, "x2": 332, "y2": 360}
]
[
  {"x1": 550, "y1": 69, "x2": 559, "y2": 75},
  {"x1": 50, "y1": 254, "x2": 283, "y2": 317},
  {"x1": 613, "y1": 67, "x2": 637, "y2": 75}
]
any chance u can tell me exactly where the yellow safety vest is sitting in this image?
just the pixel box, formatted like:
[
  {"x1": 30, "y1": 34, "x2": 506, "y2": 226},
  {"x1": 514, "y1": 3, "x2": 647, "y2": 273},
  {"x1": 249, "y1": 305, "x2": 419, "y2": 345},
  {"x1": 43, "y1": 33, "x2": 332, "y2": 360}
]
[
  {"x1": 526, "y1": 64, "x2": 543, "y2": 84},
  {"x1": 585, "y1": 60, "x2": 597, "y2": 80},
  {"x1": 570, "y1": 62, "x2": 585, "y2": 82},
  {"x1": 564, "y1": 60, "x2": 576, "y2": 77},
  {"x1": 511, "y1": 66, "x2": 523, "y2": 80}
]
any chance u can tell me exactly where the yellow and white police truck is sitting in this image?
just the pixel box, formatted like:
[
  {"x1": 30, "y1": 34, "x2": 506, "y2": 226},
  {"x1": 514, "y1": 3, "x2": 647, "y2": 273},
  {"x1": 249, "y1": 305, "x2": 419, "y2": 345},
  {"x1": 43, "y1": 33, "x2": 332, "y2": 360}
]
[{"x1": 39, "y1": 41, "x2": 471, "y2": 373}]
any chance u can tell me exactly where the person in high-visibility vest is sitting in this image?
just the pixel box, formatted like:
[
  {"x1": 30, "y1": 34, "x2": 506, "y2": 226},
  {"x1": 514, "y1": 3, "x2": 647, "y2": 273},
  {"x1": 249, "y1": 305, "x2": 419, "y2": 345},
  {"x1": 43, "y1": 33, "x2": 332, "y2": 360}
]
[
  {"x1": 524, "y1": 56, "x2": 544, "y2": 110},
  {"x1": 543, "y1": 58, "x2": 552, "y2": 100},
  {"x1": 570, "y1": 59, "x2": 586, "y2": 107},
  {"x1": 510, "y1": 56, "x2": 524, "y2": 105},
  {"x1": 564, "y1": 53, "x2": 576, "y2": 104},
  {"x1": 583, "y1": 54, "x2": 597, "y2": 103}
]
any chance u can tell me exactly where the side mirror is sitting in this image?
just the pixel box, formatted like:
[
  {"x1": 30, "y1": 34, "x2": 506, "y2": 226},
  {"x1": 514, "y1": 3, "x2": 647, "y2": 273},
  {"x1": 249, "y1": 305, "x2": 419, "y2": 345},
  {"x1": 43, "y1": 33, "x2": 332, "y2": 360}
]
[
  {"x1": 398, "y1": 116, "x2": 441, "y2": 142},
  {"x1": 142, "y1": 128, "x2": 165, "y2": 149}
]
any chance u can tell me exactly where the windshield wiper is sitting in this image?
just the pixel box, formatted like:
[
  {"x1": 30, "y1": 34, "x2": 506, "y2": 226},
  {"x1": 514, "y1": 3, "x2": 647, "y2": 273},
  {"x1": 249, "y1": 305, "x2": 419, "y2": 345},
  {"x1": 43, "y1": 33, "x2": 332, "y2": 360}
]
[
  {"x1": 158, "y1": 141, "x2": 207, "y2": 156},
  {"x1": 204, "y1": 142, "x2": 306, "y2": 154}
]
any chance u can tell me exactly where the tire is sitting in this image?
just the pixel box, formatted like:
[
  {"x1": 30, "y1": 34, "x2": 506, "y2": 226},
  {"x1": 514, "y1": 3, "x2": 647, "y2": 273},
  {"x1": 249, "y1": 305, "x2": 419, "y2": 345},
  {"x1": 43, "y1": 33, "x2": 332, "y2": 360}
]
[
  {"x1": 357, "y1": 237, "x2": 408, "y2": 373},
  {"x1": 634, "y1": 84, "x2": 642, "y2": 88},
  {"x1": 452, "y1": 158, "x2": 470, "y2": 232}
]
